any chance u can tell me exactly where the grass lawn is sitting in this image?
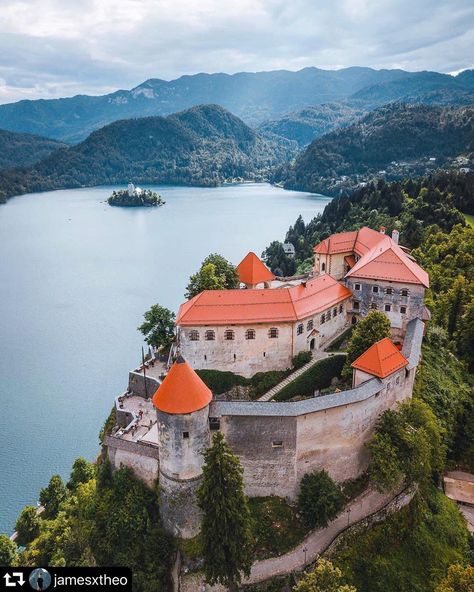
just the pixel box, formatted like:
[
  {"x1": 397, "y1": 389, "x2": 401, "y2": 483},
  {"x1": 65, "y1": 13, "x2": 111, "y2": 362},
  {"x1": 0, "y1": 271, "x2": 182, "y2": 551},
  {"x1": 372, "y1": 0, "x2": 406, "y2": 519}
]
[
  {"x1": 464, "y1": 212, "x2": 474, "y2": 228},
  {"x1": 249, "y1": 496, "x2": 310, "y2": 560}
]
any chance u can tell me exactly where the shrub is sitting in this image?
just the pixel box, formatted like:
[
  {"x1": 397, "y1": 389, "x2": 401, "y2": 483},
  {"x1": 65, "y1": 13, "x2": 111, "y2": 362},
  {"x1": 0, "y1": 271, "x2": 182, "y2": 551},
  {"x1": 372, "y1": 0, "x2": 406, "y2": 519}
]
[
  {"x1": 298, "y1": 470, "x2": 344, "y2": 528},
  {"x1": 249, "y1": 370, "x2": 288, "y2": 398},
  {"x1": 274, "y1": 355, "x2": 346, "y2": 401},
  {"x1": 196, "y1": 369, "x2": 248, "y2": 394},
  {"x1": 292, "y1": 351, "x2": 312, "y2": 369},
  {"x1": 0, "y1": 534, "x2": 17, "y2": 566}
]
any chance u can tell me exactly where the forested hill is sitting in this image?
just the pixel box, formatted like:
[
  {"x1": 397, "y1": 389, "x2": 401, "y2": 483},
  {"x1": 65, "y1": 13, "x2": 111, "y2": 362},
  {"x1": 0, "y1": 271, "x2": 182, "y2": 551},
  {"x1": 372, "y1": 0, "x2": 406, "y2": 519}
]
[
  {"x1": 277, "y1": 104, "x2": 474, "y2": 193},
  {"x1": 0, "y1": 129, "x2": 66, "y2": 170},
  {"x1": 0, "y1": 67, "x2": 473, "y2": 142},
  {"x1": 0, "y1": 104, "x2": 295, "y2": 202}
]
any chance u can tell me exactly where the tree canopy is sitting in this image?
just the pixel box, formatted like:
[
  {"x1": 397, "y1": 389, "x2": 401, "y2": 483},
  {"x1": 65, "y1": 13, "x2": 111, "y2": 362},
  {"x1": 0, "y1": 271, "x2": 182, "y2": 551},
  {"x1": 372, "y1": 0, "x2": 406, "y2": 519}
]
[
  {"x1": 0, "y1": 535, "x2": 17, "y2": 566},
  {"x1": 39, "y1": 475, "x2": 68, "y2": 519},
  {"x1": 15, "y1": 506, "x2": 41, "y2": 547},
  {"x1": 138, "y1": 304, "x2": 175, "y2": 350},
  {"x1": 298, "y1": 470, "x2": 344, "y2": 528},
  {"x1": 294, "y1": 557, "x2": 357, "y2": 592},
  {"x1": 185, "y1": 253, "x2": 239, "y2": 299}
]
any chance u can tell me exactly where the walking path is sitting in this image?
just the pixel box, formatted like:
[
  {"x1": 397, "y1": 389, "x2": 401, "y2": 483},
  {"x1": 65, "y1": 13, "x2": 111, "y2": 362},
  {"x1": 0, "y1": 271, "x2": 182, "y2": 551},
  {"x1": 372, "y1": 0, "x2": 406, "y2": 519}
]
[
  {"x1": 244, "y1": 487, "x2": 409, "y2": 585},
  {"x1": 257, "y1": 352, "x2": 331, "y2": 402}
]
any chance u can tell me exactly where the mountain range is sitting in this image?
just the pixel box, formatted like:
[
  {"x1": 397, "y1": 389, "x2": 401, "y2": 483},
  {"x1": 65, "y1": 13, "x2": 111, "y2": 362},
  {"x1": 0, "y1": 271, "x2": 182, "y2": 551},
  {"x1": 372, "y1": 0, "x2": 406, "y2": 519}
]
[
  {"x1": 278, "y1": 104, "x2": 474, "y2": 194},
  {"x1": 0, "y1": 104, "x2": 295, "y2": 202},
  {"x1": 0, "y1": 67, "x2": 473, "y2": 143}
]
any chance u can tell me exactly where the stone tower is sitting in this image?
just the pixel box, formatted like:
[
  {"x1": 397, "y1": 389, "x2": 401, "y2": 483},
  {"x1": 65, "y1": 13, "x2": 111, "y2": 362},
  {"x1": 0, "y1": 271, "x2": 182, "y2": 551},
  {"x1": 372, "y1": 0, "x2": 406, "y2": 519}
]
[{"x1": 152, "y1": 356, "x2": 212, "y2": 538}]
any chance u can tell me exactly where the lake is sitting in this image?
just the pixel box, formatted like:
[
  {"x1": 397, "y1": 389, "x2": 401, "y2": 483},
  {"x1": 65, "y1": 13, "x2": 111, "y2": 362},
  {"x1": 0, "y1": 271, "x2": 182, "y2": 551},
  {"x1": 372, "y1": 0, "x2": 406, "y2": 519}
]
[{"x1": 0, "y1": 183, "x2": 330, "y2": 534}]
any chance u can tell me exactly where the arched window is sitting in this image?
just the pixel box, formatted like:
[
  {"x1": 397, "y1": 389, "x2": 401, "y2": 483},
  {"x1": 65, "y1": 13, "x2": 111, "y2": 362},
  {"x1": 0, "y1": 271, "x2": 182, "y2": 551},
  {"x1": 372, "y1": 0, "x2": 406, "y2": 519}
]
[
  {"x1": 245, "y1": 329, "x2": 256, "y2": 340},
  {"x1": 205, "y1": 330, "x2": 215, "y2": 341},
  {"x1": 321, "y1": 262, "x2": 326, "y2": 272},
  {"x1": 224, "y1": 329, "x2": 234, "y2": 341},
  {"x1": 297, "y1": 323, "x2": 304, "y2": 335},
  {"x1": 268, "y1": 327, "x2": 279, "y2": 338},
  {"x1": 189, "y1": 330, "x2": 199, "y2": 341},
  {"x1": 320, "y1": 314, "x2": 326, "y2": 324},
  {"x1": 307, "y1": 319, "x2": 313, "y2": 331}
]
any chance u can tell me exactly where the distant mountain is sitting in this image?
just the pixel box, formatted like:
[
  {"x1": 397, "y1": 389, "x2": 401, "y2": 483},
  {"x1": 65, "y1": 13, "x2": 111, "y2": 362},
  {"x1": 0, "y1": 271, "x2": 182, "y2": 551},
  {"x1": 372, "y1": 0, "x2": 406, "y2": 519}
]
[
  {"x1": 0, "y1": 129, "x2": 65, "y2": 170},
  {"x1": 0, "y1": 104, "x2": 295, "y2": 202},
  {"x1": 258, "y1": 103, "x2": 367, "y2": 147},
  {"x1": 0, "y1": 67, "x2": 473, "y2": 143},
  {"x1": 278, "y1": 104, "x2": 474, "y2": 193}
]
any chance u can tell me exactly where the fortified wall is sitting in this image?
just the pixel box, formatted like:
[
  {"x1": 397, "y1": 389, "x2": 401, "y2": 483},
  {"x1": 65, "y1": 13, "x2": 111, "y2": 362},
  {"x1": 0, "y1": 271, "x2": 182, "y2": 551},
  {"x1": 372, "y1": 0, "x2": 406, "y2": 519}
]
[{"x1": 105, "y1": 317, "x2": 424, "y2": 538}]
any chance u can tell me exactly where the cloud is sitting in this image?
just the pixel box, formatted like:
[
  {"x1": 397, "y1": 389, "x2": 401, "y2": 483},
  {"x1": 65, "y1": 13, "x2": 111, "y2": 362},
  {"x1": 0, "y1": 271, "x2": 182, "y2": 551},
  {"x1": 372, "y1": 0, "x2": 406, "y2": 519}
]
[{"x1": 0, "y1": 0, "x2": 473, "y2": 103}]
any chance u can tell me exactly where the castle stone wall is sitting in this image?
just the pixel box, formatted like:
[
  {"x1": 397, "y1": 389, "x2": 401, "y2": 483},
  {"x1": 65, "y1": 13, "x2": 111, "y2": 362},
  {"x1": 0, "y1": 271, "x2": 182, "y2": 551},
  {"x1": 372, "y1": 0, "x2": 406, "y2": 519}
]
[{"x1": 106, "y1": 435, "x2": 160, "y2": 486}]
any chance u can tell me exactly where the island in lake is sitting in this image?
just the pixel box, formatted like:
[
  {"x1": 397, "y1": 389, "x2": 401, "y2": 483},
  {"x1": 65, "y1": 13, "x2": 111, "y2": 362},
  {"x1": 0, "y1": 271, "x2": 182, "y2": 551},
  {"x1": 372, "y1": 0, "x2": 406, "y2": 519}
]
[{"x1": 107, "y1": 183, "x2": 165, "y2": 207}]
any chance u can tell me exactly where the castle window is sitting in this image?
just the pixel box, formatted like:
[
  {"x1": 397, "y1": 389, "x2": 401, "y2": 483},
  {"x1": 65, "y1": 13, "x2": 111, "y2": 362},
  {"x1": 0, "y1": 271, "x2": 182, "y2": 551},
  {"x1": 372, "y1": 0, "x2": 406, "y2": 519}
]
[
  {"x1": 321, "y1": 262, "x2": 326, "y2": 272},
  {"x1": 209, "y1": 417, "x2": 220, "y2": 431},
  {"x1": 224, "y1": 329, "x2": 235, "y2": 340},
  {"x1": 333, "y1": 308, "x2": 337, "y2": 317},
  {"x1": 400, "y1": 306, "x2": 407, "y2": 314},
  {"x1": 183, "y1": 431, "x2": 189, "y2": 439},
  {"x1": 386, "y1": 287, "x2": 393, "y2": 295},
  {"x1": 401, "y1": 289, "x2": 409, "y2": 297},
  {"x1": 204, "y1": 355, "x2": 207, "y2": 361},
  {"x1": 320, "y1": 314, "x2": 326, "y2": 324},
  {"x1": 396, "y1": 376, "x2": 400, "y2": 385},
  {"x1": 246, "y1": 328, "x2": 256, "y2": 340},
  {"x1": 353, "y1": 301, "x2": 360, "y2": 310},
  {"x1": 385, "y1": 304, "x2": 391, "y2": 312},
  {"x1": 189, "y1": 330, "x2": 200, "y2": 341},
  {"x1": 372, "y1": 286, "x2": 379, "y2": 294},
  {"x1": 370, "y1": 302, "x2": 378, "y2": 310},
  {"x1": 326, "y1": 312, "x2": 331, "y2": 322},
  {"x1": 234, "y1": 353, "x2": 236, "y2": 360},
  {"x1": 355, "y1": 283, "x2": 361, "y2": 291},
  {"x1": 205, "y1": 330, "x2": 215, "y2": 341},
  {"x1": 339, "y1": 304, "x2": 343, "y2": 313},
  {"x1": 269, "y1": 327, "x2": 279, "y2": 338},
  {"x1": 272, "y1": 441, "x2": 283, "y2": 448},
  {"x1": 297, "y1": 323, "x2": 304, "y2": 335},
  {"x1": 307, "y1": 320, "x2": 313, "y2": 331}
]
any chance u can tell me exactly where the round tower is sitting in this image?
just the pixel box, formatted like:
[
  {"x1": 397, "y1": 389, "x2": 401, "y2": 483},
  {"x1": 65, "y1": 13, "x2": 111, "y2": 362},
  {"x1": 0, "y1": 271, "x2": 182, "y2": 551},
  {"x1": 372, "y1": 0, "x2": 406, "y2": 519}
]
[{"x1": 152, "y1": 356, "x2": 212, "y2": 538}]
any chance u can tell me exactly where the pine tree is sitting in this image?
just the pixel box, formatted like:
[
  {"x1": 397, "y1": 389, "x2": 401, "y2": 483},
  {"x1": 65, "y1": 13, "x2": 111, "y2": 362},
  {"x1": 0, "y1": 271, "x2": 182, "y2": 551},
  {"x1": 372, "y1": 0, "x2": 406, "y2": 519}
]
[{"x1": 197, "y1": 432, "x2": 253, "y2": 589}]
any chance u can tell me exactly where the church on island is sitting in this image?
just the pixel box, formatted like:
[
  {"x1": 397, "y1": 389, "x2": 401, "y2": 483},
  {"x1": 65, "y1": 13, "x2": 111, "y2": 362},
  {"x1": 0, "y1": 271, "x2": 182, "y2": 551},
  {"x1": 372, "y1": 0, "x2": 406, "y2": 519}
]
[{"x1": 104, "y1": 225, "x2": 429, "y2": 538}]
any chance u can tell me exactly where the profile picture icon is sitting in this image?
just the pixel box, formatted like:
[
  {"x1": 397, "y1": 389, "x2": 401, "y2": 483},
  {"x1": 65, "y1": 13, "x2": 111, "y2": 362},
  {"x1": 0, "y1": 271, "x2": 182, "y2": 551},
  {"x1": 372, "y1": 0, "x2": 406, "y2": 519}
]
[{"x1": 29, "y1": 568, "x2": 51, "y2": 591}]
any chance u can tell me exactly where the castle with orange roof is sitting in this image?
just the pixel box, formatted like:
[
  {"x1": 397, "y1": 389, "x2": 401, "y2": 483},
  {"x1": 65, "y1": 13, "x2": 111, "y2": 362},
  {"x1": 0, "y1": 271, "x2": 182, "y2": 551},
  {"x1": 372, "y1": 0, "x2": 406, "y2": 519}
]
[{"x1": 104, "y1": 226, "x2": 428, "y2": 538}]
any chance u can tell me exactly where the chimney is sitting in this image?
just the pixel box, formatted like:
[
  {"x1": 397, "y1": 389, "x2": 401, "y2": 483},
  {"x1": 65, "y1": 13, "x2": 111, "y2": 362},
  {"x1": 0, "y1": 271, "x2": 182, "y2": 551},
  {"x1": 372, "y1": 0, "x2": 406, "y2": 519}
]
[
  {"x1": 379, "y1": 226, "x2": 386, "y2": 234},
  {"x1": 391, "y1": 229, "x2": 400, "y2": 245}
]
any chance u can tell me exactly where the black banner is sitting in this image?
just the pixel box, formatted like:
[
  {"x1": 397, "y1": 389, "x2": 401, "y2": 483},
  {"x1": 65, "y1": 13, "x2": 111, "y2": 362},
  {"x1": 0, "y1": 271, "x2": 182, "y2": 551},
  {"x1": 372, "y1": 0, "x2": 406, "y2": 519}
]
[{"x1": 0, "y1": 568, "x2": 132, "y2": 591}]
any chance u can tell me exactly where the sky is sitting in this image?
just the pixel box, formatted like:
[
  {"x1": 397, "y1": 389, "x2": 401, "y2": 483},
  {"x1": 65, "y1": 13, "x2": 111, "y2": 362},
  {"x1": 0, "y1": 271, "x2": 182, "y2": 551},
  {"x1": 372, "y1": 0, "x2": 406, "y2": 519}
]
[{"x1": 0, "y1": 0, "x2": 473, "y2": 104}]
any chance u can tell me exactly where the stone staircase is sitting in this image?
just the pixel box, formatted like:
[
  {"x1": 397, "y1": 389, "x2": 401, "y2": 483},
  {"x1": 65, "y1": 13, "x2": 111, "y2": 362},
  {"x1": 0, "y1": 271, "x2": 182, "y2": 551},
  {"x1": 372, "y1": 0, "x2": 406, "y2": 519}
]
[{"x1": 258, "y1": 351, "x2": 331, "y2": 402}]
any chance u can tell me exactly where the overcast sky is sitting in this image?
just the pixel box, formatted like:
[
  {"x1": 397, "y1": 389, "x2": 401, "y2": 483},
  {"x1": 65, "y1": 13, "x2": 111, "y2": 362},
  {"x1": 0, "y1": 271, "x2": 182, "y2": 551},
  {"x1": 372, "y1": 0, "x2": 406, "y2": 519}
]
[{"x1": 0, "y1": 0, "x2": 473, "y2": 104}]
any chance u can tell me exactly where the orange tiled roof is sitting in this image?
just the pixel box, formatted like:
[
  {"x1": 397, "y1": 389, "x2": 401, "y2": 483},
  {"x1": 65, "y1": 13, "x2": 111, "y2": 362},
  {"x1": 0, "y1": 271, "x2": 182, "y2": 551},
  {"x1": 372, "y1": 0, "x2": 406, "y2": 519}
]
[
  {"x1": 236, "y1": 252, "x2": 275, "y2": 285},
  {"x1": 345, "y1": 238, "x2": 429, "y2": 287},
  {"x1": 351, "y1": 338, "x2": 408, "y2": 378},
  {"x1": 152, "y1": 357, "x2": 212, "y2": 414},
  {"x1": 314, "y1": 227, "x2": 384, "y2": 256},
  {"x1": 177, "y1": 274, "x2": 352, "y2": 326}
]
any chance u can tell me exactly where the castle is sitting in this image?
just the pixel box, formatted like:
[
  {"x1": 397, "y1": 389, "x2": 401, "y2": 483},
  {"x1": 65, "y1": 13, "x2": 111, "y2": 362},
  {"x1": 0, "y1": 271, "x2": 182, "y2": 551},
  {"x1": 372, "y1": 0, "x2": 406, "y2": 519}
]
[{"x1": 105, "y1": 226, "x2": 429, "y2": 538}]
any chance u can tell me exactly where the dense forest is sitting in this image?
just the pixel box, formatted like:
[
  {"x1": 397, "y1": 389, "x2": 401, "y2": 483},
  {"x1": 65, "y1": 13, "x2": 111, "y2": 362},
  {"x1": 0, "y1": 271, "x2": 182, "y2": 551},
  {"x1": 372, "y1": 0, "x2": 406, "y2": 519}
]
[
  {"x1": 0, "y1": 129, "x2": 65, "y2": 170},
  {"x1": 275, "y1": 104, "x2": 474, "y2": 194},
  {"x1": 0, "y1": 104, "x2": 295, "y2": 202}
]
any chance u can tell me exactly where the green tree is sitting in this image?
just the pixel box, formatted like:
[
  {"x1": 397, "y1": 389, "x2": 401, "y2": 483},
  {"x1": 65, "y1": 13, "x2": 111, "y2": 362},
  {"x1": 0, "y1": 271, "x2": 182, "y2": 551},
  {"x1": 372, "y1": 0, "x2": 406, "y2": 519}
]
[
  {"x1": 0, "y1": 535, "x2": 17, "y2": 566},
  {"x1": 293, "y1": 557, "x2": 357, "y2": 592},
  {"x1": 67, "y1": 458, "x2": 96, "y2": 490},
  {"x1": 198, "y1": 432, "x2": 253, "y2": 589},
  {"x1": 39, "y1": 475, "x2": 68, "y2": 519},
  {"x1": 15, "y1": 506, "x2": 41, "y2": 546},
  {"x1": 297, "y1": 470, "x2": 344, "y2": 528},
  {"x1": 185, "y1": 253, "x2": 238, "y2": 299},
  {"x1": 367, "y1": 399, "x2": 445, "y2": 492},
  {"x1": 435, "y1": 564, "x2": 474, "y2": 592},
  {"x1": 138, "y1": 304, "x2": 175, "y2": 350},
  {"x1": 342, "y1": 311, "x2": 391, "y2": 379},
  {"x1": 457, "y1": 297, "x2": 474, "y2": 371}
]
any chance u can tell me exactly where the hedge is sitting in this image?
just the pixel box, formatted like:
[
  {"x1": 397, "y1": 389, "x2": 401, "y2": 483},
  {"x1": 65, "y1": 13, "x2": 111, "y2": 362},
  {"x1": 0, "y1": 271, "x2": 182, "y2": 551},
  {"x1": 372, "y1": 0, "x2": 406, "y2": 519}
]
[
  {"x1": 274, "y1": 355, "x2": 346, "y2": 401},
  {"x1": 196, "y1": 368, "x2": 288, "y2": 397}
]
